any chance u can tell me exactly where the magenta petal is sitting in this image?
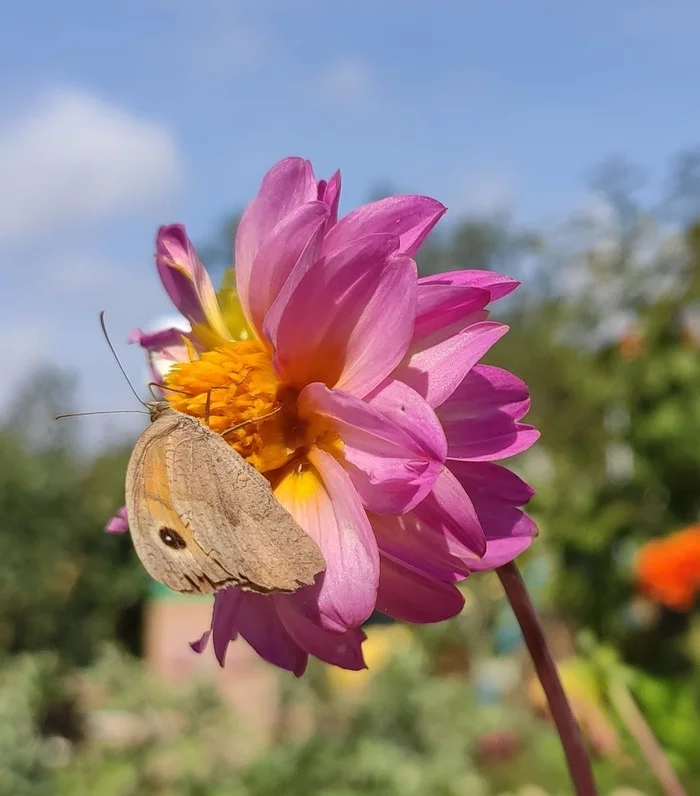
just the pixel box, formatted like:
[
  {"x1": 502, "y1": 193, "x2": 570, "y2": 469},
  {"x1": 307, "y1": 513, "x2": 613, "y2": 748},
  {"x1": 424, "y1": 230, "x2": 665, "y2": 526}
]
[
  {"x1": 449, "y1": 460, "x2": 538, "y2": 571},
  {"x1": 447, "y1": 461, "x2": 535, "y2": 505},
  {"x1": 318, "y1": 170, "x2": 341, "y2": 231},
  {"x1": 444, "y1": 419, "x2": 540, "y2": 462},
  {"x1": 236, "y1": 157, "x2": 318, "y2": 320},
  {"x1": 323, "y1": 195, "x2": 446, "y2": 258},
  {"x1": 276, "y1": 599, "x2": 367, "y2": 671},
  {"x1": 370, "y1": 511, "x2": 473, "y2": 581},
  {"x1": 279, "y1": 447, "x2": 379, "y2": 632},
  {"x1": 299, "y1": 383, "x2": 442, "y2": 515},
  {"x1": 236, "y1": 594, "x2": 308, "y2": 675},
  {"x1": 413, "y1": 466, "x2": 487, "y2": 558},
  {"x1": 189, "y1": 631, "x2": 210, "y2": 654},
  {"x1": 105, "y1": 506, "x2": 129, "y2": 534},
  {"x1": 418, "y1": 270, "x2": 520, "y2": 302},
  {"x1": 156, "y1": 225, "x2": 228, "y2": 339},
  {"x1": 266, "y1": 236, "x2": 417, "y2": 398},
  {"x1": 415, "y1": 284, "x2": 491, "y2": 340},
  {"x1": 376, "y1": 555, "x2": 465, "y2": 623},
  {"x1": 210, "y1": 588, "x2": 244, "y2": 666},
  {"x1": 365, "y1": 378, "x2": 448, "y2": 462},
  {"x1": 394, "y1": 321, "x2": 509, "y2": 409},
  {"x1": 128, "y1": 325, "x2": 190, "y2": 382},
  {"x1": 246, "y1": 201, "x2": 329, "y2": 336}
]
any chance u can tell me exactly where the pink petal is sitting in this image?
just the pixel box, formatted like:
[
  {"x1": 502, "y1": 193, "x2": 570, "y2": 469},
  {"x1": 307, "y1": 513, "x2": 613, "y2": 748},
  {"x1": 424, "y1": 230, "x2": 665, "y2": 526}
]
[
  {"x1": 246, "y1": 201, "x2": 329, "y2": 337},
  {"x1": 275, "y1": 447, "x2": 379, "y2": 633},
  {"x1": 323, "y1": 195, "x2": 446, "y2": 258},
  {"x1": 236, "y1": 593, "x2": 308, "y2": 676},
  {"x1": 317, "y1": 170, "x2": 341, "y2": 231},
  {"x1": 415, "y1": 284, "x2": 491, "y2": 340},
  {"x1": 156, "y1": 225, "x2": 230, "y2": 341},
  {"x1": 413, "y1": 466, "x2": 487, "y2": 558},
  {"x1": 236, "y1": 157, "x2": 318, "y2": 322},
  {"x1": 376, "y1": 555, "x2": 465, "y2": 623},
  {"x1": 105, "y1": 506, "x2": 129, "y2": 534},
  {"x1": 449, "y1": 460, "x2": 538, "y2": 571},
  {"x1": 299, "y1": 383, "x2": 441, "y2": 515},
  {"x1": 394, "y1": 321, "x2": 509, "y2": 408},
  {"x1": 128, "y1": 325, "x2": 190, "y2": 382},
  {"x1": 276, "y1": 599, "x2": 367, "y2": 671},
  {"x1": 266, "y1": 236, "x2": 417, "y2": 398},
  {"x1": 448, "y1": 461, "x2": 535, "y2": 505},
  {"x1": 210, "y1": 588, "x2": 244, "y2": 666},
  {"x1": 418, "y1": 270, "x2": 520, "y2": 302},
  {"x1": 443, "y1": 418, "x2": 540, "y2": 462},
  {"x1": 190, "y1": 631, "x2": 210, "y2": 654},
  {"x1": 365, "y1": 378, "x2": 447, "y2": 462},
  {"x1": 370, "y1": 511, "x2": 473, "y2": 581},
  {"x1": 440, "y1": 365, "x2": 532, "y2": 423},
  {"x1": 437, "y1": 362, "x2": 540, "y2": 462}
]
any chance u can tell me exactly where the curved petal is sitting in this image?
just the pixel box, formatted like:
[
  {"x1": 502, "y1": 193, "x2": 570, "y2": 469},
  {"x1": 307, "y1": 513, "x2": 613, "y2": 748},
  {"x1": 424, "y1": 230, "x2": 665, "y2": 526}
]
[
  {"x1": 393, "y1": 321, "x2": 508, "y2": 409},
  {"x1": 236, "y1": 593, "x2": 308, "y2": 676},
  {"x1": 323, "y1": 195, "x2": 446, "y2": 258},
  {"x1": 156, "y1": 225, "x2": 231, "y2": 344},
  {"x1": 273, "y1": 447, "x2": 379, "y2": 633},
  {"x1": 448, "y1": 460, "x2": 535, "y2": 505},
  {"x1": 105, "y1": 506, "x2": 129, "y2": 534},
  {"x1": 449, "y1": 460, "x2": 538, "y2": 571},
  {"x1": 418, "y1": 270, "x2": 520, "y2": 302},
  {"x1": 365, "y1": 378, "x2": 447, "y2": 462},
  {"x1": 415, "y1": 285, "x2": 491, "y2": 340},
  {"x1": 440, "y1": 365, "x2": 532, "y2": 422},
  {"x1": 209, "y1": 588, "x2": 244, "y2": 666},
  {"x1": 128, "y1": 325, "x2": 190, "y2": 382},
  {"x1": 370, "y1": 511, "x2": 473, "y2": 581},
  {"x1": 275, "y1": 599, "x2": 367, "y2": 670},
  {"x1": 299, "y1": 383, "x2": 441, "y2": 514},
  {"x1": 413, "y1": 466, "x2": 487, "y2": 558},
  {"x1": 266, "y1": 235, "x2": 417, "y2": 398},
  {"x1": 438, "y1": 364, "x2": 540, "y2": 461},
  {"x1": 317, "y1": 170, "x2": 341, "y2": 232},
  {"x1": 236, "y1": 158, "x2": 318, "y2": 323},
  {"x1": 376, "y1": 555, "x2": 465, "y2": 623},
  {"x1": 246, "y1": 201, "x2": 329, "y2": 337}
]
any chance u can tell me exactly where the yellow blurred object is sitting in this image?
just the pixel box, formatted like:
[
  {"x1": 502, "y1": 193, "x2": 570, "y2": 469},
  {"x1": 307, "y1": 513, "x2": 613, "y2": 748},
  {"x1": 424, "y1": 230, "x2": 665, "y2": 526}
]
[
  {"x1": 326, "y1": 623, "x2": 415, "y2": 696},
  {"x1": 527, "y1": 657, "x2": 622, "y2": 758}
]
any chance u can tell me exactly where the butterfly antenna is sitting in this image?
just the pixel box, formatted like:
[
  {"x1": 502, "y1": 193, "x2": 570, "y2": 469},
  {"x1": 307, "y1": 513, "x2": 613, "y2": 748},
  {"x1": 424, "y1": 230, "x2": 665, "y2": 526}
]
[
  {"x1": 99, "y1": 310, "x2": 147, "y2": 407},
  {"x1": 55, "y1": 410, "x2": 149, "y2": 420}
]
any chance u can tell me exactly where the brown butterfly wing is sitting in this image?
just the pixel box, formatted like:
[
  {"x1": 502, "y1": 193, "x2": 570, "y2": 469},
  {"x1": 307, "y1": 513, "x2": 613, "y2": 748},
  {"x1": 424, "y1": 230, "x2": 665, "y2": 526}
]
[
  {"x1": 166, "y1": 414, "x2": 325, "y2": 594},
  {"x1": 125, "y1": 413, "x2": 240, "y2": 594}
]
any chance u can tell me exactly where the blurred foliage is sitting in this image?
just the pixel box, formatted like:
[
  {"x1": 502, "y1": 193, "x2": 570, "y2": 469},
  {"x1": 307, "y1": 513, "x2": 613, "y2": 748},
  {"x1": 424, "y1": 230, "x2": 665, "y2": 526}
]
[{"x1": 0, "y1": 368, "x2": 147, "y2": 664}]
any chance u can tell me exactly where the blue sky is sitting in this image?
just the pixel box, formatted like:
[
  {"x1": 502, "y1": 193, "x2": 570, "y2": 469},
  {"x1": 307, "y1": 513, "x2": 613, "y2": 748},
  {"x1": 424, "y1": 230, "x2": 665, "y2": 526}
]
[{"x1": 2, "y1": 0, "x2": 700, "y2": 445}]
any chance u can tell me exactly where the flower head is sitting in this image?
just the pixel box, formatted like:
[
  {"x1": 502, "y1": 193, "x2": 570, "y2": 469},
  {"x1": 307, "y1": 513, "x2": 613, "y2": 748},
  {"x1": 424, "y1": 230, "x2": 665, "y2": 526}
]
[
  {"x1": 635, "y1": 525, "x2": 700, "y2": 611},
  {"x1": 110, "y1": 157, "x2": 539, "y2": 674}
]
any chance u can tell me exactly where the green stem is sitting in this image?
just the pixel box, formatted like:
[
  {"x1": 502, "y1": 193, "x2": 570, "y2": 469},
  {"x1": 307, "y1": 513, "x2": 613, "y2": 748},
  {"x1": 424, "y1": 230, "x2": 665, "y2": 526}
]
[{"x1": 497, "y1": 561, "x2": 598, "y2": 796}]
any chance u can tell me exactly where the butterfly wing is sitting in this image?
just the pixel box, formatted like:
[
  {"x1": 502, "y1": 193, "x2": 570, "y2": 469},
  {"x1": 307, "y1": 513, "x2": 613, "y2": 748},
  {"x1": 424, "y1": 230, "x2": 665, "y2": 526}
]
[
  {"x1": 125, "y1": 414, "x2": 242, "y2": 594},
  {"x1": 167, "y1": 416, "x2": 325, "y2": 594}
]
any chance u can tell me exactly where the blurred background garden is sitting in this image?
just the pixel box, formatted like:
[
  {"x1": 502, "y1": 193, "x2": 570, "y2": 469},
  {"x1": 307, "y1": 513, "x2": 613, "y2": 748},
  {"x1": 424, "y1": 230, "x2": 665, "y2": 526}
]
[{"x1": 3, "y1": 2, "x2": 700, "y2": 795}]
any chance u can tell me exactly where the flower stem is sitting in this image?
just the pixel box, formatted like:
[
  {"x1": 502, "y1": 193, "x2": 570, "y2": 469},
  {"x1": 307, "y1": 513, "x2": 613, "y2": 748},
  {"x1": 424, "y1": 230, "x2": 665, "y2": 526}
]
[
  {"x1": 497, "y1": 561, "x2": 598, "y2": 796},
  {"x1": 608, "y1": 679, "x2": 687, "y2": 796}
]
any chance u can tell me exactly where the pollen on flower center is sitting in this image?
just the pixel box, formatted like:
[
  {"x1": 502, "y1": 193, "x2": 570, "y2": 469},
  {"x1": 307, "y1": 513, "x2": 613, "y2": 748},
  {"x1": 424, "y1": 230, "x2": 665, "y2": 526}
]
[{"x1": 162, "y1": 340, "x2": 339, "y2": 473}]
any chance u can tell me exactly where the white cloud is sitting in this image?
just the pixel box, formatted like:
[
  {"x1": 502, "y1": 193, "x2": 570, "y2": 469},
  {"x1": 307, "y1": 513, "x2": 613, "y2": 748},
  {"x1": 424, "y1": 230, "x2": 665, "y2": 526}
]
[
  {"x1": 315, "y1": 58, "x2": 375, "y2": 111},
  {"x1": 0, "y1": 88, "x2": 183, "y2": 242}
]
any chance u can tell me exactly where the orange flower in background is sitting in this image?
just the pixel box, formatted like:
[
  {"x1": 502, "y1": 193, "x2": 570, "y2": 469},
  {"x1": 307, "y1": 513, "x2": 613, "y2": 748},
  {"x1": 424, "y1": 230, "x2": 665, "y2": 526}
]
[{"x1": 635, "y1": 525, "x2": 700, "y2": 611}]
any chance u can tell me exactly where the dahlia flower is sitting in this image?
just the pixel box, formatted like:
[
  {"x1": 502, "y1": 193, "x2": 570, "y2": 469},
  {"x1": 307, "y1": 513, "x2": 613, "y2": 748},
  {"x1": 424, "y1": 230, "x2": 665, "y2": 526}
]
[{"x1": 110, "y1": 157, "x2": 539, "y2": 675}]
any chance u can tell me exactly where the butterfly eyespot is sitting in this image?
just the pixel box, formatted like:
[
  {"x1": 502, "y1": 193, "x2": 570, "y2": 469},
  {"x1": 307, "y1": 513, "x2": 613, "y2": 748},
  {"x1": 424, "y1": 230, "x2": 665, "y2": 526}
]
[{"x1": 159, "y1": 527, "x2": 187, "y2": 549}]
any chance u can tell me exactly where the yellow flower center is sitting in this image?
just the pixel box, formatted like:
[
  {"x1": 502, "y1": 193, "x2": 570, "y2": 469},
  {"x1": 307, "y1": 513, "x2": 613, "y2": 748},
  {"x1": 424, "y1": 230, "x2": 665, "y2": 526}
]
[{"x1": 163, "y1": 340, "x2": 342, "y2": 475}]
